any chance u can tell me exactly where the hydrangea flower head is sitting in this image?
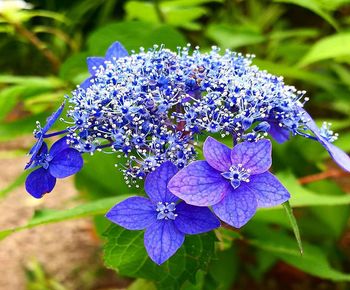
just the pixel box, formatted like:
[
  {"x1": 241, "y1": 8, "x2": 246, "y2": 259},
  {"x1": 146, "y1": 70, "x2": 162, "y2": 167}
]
[
  {"x1": 62, "y1": 42, "x2": 323, "y2": 185},
  {"x1": 106, "y1": 161, "x2": 220, "y2": 264},
  {"x1": 168, "y1": 137, "x2": 290, "y2": 227}
]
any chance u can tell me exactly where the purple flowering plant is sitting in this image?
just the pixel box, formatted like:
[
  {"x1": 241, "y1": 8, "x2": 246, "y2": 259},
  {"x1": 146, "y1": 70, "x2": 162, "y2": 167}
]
[{"x1": 24, "y1": 41, "x2": 350, "y2": 267}]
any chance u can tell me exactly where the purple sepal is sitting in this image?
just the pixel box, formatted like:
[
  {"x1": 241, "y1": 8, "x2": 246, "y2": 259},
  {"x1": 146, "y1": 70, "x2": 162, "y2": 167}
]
[
  {"x1": 168, "y1": 161, "x2": 229, "y2": 206},
  {"x1": 105, "y1": 41, "x2": 129, "y2": 61},
  {"x1": 203, "y1": 136, "x2": 231, "y2": 172},
  {"x1": 174, "y1": 202, "x2": 220, "y2": 234},
  {"x1": 302, "y1": 109, "x2": 350, "y2": 172},
  {"x1": 79, "y1": 77, "x2": 94, "y2": 90},
  {"x1": 105, "y1": 196, "x2": 156, "y2": 230},
  {"x1": 249, "y1": 172, "x2": 290, "y2": 207},
  {"x1": 144, "y1": 220, "x2": 185, "y2": 265},
  {"x1": 25, "y1": 104, "x2": 64, "y2": 170},
  {"x1": 25, "y1": 167, "x2": 56, "y2": 199},
  {"x1": 49, "y1": 148, "x2": 83, "y2": 178},
  {"x1": 49, "y1": 137, "x2": 69, "y2": 157},
  {"x1": 25, "y1": 142, "x2": 48, "y2": 170},
  {"x1": 230, "y1": 139, "x2": 272, "y2": 174},
  {"x1": 269, "y1": 123, "x2": 290, "y2": 144},
  {"x1": 87, "y1": 57, "x2": 105, "y2": 75},
  {"x1": 145, "y1": 161, "x2": 179, "y2": 203},
  {"x1": 323, "y1": 142, "x2": 350, "y2": 172},
  {"x1": 212, "y1": 184, "x2": 257, "y2": 228},
  {"x1": 42, "y1": 103, "x2": 65, "y2": 133}
]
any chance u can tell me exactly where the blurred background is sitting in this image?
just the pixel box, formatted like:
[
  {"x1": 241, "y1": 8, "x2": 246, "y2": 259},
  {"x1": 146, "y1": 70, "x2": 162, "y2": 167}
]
[{"x1": 1, "y1": 0, "x2": 350, "y2": 289}]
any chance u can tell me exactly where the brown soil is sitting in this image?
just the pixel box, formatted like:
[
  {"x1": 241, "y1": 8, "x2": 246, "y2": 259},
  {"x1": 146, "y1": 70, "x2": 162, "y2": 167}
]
[{"x1": 0, "y1": 155, "x2": 102, "y2": 290}]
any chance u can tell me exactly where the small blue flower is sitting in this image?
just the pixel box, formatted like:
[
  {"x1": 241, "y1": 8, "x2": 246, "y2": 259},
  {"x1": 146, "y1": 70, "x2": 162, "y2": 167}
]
[
  {"x1": 25, "y1": 137, "x2": 83, "y2": 198},
  {"x1": 301, "y1": 109, "x2": 350, "y2": 172},
  {"x1": 25, "y1": 103, "x2": 65, "y2": 169},
  {"x1": 168, "y1": 137, "x2": 290, "y2": 228},
  {"x1": 105, "y1": 161, "x2": 220, "y2": 265}
]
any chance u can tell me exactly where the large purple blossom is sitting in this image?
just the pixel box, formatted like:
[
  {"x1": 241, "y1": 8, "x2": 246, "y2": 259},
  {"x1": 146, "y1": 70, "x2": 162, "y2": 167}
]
[
  {"x1": 168, "y1": 137, "x2": 290, "y2": 228},
  {"x1": 105, "y1": 161, "x2": 220, "y2": 265}
]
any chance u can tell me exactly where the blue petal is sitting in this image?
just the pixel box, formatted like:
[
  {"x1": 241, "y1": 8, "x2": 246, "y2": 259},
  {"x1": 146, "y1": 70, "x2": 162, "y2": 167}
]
[
  {"x1": 174, "y1": 202, "x2": 220, "y2": 235},
  {"x1": 322, "y1": 142, "x2": 350, "y2": 172},
  {"x1": 79, "y1": 77, "x2": 94, "y2": 90},
  {"x1": 42, "y1": 102, "x2": 65, "y2": 134},
  {"x1": 248, "y1": 172, "x2": 290, "y2": 207},
  {"x1": 212, "y1": 184, "x2": 257, "y2": 228},
  {"x1": 230, "y1": 139, "x2": 272, "y2": 174},
  {"x1": 168, "y1": 161, "x2": 230, "y2": 206},
  {"x1": 302, "y1": 109, "x2": 350, "y2": 172},
  {"x1": 86, "y1": 57, "x2": 105, "y2": 75},
  {"x1": 144, "y1": 220, "x2": 185, "y2": 265},
  {"x1": 203, "y1": 136, "x2": 232, "y2": 172},
  {"x1": 106, "y1": 196, "x2": 156, "y2": 230},
  {"x1": 49, "y1": 137, "x2": 69, "y2": 157},
  {"x1": 144, "y1": 161, "x2": 178, "y2": 203},
  {"x1": 105, "y1": 41, "x2": 129, "y2": 61},
  {"x1": 25, "y1": 167, "x2": 56, "y2": 198},
  {"x1": 48, "y1": 148, "x2": 83, "y2": 178},
  {"x1": 25, "y1": 141, "x2": 47, "y2": 170},
  {"x1": 268, "y1": 123, "x2": 290, "y2": 144}
]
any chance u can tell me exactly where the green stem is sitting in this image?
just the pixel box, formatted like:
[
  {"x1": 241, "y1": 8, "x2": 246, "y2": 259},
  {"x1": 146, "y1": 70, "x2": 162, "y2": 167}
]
[{"x1": 154, "y1": 0, "x2": 166, "y2": 23}]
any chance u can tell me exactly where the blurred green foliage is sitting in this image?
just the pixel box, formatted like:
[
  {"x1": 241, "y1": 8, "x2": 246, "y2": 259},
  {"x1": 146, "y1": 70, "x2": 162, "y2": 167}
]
[{"x1": 1, "y1": 0, "x2": 350, "y2": 289}]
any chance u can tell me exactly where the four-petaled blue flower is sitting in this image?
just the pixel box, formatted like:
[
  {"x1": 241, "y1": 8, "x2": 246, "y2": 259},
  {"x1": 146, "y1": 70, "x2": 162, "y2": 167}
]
[
  {"x1": 105, "y1": 161, "x2": 220, "y2": 265},
  {"x1": 25, "y1": 103, "x2": 65, "y2": 170},
  {"x1": 168, "y1": 137, "x2": 291, "y2": 228},
  {"x1": 25, "y1": 137, "x2": 83, "y2": 198}
]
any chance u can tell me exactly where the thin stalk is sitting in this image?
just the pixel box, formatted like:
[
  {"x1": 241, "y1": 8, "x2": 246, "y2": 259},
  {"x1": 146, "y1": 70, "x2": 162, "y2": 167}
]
[
  {"x1": 1, "y1": 13, "x2": 60, "y2": 72},
  {"x1": 153, "y1": 0, "x2": 166, "y2": 23}
]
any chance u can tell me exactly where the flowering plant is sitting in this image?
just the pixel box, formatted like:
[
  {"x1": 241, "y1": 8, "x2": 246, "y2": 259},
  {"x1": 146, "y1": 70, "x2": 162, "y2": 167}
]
[{"x1": 24, "y1": 41, "x2": 350, "y2": 280}]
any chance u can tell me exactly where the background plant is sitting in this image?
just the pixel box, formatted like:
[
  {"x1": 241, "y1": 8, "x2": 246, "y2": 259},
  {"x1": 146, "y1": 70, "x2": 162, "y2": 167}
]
[{"x1": 1, "y1": 0, "x2": 350, "y2": 289}]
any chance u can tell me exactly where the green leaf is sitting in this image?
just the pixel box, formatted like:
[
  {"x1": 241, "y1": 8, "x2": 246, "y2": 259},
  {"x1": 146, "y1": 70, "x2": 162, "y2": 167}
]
[
  {"x1": 247, "y1": 225, "x2": 350, "y2": 282},
  {"x1": 125, "y1": 0, "x2": 221, "y2": 30},
  {"x1": 75, "y1": 152, "x2": 131, "y2": 198},
  {"x1": 283, "y1": 201, "x2": 303, "y2": 254},
  {"x1": 274, "y1": 0, "x2": 339, "y2": 29},
  {"x1": 87, "y1": 21, "x2": 187, "y2": 56},
  {"x1": 103, "y1": 225, "x2": 216, "y2": 290},
  {"x1": 0, "y1": 75, "x2": 65, "y2": 88},
  {"x1": 299, "y1": 33, "x2": 350, "y2": 66},
  {"x1": 307, "y1": 180, "x2": 350, "y2": 238},
  {"x1": 208, "y1": 246, "x2": 238, "y2": 290},
  {"x1": 253, "y1": 59, "x2": 337, "y2": 91},
  {"x1": 0, "y1": 195, "x2": 129, "y2": 241},
  {"x1": 206, "y1": 24, "x2": 266, "y2": 49},
  {"x1": 127, "y1": 279, "x2": 156, "y2": 290},
  {"x1": 276, "y1": 172, "x2": 350, "y2": 207},
  {"x1": 59, "y1": 52, "x2": 90, "y2": 83},
  {"x1": 0, "y1": 86, "x2": 22, "y2": 120}
]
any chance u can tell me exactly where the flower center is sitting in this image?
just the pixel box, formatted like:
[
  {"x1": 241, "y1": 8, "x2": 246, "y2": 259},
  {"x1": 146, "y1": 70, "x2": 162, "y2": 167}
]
[
  {"x1": 156, "y1": 202, "x2": 177, "y2": 220},
  {"x1": 37, "y1": 153, "x2": 53, "y2": 169},
  {"x1": 221, "y1": 164, "x2": 251, "y2": 189},
  {"x1": 320, "y1": 122, "x2": 338, "y2": 143}
]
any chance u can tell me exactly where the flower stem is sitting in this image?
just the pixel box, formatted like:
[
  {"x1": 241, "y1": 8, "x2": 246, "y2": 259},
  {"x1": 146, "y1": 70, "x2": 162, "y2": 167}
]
[
  {"x1": 1, "y1": 13, "x2": 60, "y2": 72},
  {"x1": 153, "y1": 0, "x2": 166, "y2": 23}
]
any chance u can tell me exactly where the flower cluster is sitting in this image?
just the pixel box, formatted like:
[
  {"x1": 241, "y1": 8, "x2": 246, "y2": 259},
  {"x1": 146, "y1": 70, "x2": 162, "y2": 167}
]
[{"x1": 24, "y1": 41, "x2": 350, "y2": 264}]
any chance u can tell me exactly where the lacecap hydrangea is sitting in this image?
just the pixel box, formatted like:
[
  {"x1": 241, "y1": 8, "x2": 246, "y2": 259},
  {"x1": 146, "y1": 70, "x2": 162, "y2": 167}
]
[{"x1": 25, "y1": 41, "x2": 350, "y2": 264}]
